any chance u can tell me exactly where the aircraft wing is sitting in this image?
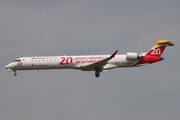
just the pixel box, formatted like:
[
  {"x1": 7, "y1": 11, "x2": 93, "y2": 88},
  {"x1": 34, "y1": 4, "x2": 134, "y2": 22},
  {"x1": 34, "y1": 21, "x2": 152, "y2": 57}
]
[{"x1": 80, "y1": 50, "x2": 118, "y2": 71}]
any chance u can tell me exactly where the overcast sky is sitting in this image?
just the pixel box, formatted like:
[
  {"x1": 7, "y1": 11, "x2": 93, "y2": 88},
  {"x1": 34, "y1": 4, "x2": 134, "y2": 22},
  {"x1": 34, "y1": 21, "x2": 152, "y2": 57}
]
[{"x1": 0, "y1": 1, "x2": 180, "y2": 120}]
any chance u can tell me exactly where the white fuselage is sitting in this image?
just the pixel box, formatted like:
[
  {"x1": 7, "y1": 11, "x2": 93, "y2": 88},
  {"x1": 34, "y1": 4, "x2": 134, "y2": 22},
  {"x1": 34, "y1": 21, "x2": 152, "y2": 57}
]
[{"x1": 5, "y1": 55, "x2": 139, "y2": 71}]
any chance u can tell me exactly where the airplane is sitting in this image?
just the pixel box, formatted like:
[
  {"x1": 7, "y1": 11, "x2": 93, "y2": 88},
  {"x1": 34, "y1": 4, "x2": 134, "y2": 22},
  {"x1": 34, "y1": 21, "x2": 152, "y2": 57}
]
[{"x1": 5, "y1": 40, "x2": 174, "y2": 78}]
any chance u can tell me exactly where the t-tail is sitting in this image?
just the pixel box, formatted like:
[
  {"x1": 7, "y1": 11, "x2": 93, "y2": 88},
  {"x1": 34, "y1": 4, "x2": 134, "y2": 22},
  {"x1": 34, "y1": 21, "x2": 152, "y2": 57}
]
[
  {"x1": 135, "y1": 40, "x2": 174, "y2": 66},
  {"x1": 146, "y1": 40, "x2": 174, "y2": 57}
]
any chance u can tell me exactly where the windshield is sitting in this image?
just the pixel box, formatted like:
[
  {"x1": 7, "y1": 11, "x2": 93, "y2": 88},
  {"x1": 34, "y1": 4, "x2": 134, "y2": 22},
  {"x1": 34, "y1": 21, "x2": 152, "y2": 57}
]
[{"x1": 13, "y1": 59, "x2": 21, "y2": 62}]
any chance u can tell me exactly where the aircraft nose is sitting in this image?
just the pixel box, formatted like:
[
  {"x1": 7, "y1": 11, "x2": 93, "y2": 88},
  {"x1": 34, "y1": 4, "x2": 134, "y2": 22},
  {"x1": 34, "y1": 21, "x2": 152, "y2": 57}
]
[
  {"x1": 5, "y1": 63, "x2": 13, "y2": 69},
  {"x1": 5, "y1": 64, "x2": 10, "y2": 69}
]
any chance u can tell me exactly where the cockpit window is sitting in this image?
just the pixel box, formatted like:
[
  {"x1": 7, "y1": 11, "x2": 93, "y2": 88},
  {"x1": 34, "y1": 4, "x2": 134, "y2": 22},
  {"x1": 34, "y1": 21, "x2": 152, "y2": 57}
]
[{"x1": 13, "y1": 59, "x2": 21, "y2": 62}]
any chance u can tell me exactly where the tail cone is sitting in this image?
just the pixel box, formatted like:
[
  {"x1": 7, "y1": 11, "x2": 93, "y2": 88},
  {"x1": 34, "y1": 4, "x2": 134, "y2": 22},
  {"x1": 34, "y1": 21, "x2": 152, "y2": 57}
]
[{"x1": 160, "y1": 57, "x2": 164, "y2": 61}]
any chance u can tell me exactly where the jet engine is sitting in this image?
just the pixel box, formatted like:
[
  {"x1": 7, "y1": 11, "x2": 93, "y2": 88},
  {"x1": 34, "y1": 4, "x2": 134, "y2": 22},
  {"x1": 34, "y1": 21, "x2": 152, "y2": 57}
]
[{"x1": 126, "y1": 52, "x2": 143, "y2": 60}]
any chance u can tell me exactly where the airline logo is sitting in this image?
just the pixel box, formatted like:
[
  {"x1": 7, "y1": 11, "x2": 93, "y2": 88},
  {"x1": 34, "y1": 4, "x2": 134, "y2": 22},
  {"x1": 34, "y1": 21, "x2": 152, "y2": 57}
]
[{"x1": 146, "y1": 46, "x2": 166, "y2": 56}]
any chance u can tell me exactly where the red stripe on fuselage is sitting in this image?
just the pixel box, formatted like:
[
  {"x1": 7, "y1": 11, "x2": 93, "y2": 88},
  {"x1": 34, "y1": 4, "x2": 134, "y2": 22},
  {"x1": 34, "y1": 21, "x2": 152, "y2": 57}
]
[{"x1": 135, "y1": 55, "x2": 161, "y2": 66}]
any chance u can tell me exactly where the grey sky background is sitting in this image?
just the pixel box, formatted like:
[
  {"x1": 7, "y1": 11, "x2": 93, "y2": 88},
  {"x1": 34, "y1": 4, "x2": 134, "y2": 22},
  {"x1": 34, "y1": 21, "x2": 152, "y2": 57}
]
[{"x1": 0, "y1": 1, "x2": 180, "y2": 120}]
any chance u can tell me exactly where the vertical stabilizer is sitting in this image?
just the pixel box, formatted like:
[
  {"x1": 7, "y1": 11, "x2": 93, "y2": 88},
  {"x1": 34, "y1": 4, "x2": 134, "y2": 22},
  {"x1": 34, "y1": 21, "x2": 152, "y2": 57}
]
[
  {"x1": 135, "y1": 40, "x2": 174, "y2": 66},
  {"x1": 146, "y1": 40, "x2": 174, "y2": 57}
]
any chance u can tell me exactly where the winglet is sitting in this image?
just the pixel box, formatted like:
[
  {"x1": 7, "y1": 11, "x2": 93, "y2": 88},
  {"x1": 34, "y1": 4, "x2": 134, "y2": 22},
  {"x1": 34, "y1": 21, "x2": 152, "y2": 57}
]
[{"x1": 110, "y1": 50, "x2": 118, "y2": 58}]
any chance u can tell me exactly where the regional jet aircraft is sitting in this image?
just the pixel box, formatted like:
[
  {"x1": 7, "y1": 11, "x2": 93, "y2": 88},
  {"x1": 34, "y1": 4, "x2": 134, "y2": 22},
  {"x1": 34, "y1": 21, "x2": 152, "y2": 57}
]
[{"x1": 5, "y1": 40, "x2": 174, "y2": 77}]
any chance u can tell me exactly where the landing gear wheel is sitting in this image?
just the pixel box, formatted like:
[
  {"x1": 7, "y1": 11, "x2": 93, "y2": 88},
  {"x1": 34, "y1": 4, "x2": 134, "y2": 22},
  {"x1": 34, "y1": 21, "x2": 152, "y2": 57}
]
[
  {"x1": 14, "y1": 70, "x2": 17, "y2": 76},
  {"x1": 14, "y1": 73, "x2": 17, "y2": 76},
  {"x1": 95, "y1": 70, "x2": 100, "y2": 78}
]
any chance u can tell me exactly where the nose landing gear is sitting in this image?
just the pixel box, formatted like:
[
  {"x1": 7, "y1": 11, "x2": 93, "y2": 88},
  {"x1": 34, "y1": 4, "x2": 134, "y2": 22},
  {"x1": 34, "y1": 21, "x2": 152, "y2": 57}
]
[{"x1": 14, "y1": 70, "x2": 17, "y2": 76}]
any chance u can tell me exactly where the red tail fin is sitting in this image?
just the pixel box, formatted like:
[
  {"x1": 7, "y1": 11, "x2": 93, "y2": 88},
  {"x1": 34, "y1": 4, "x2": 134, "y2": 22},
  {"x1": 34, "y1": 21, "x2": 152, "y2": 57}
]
[
  {"x1": 135, "y1": 40, "x2": 174, "y2": 66},
  {"x1": 146, "y1": 40, "x2": 174, "y2": 57},
  {"x1": 146, "y1": 46, "x2": 166, "y2": 57}
]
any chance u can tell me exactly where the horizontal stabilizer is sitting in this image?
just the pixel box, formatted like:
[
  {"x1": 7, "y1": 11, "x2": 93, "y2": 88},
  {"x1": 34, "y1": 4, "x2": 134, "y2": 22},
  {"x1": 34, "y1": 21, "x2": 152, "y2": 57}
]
[{"x1": 153, "y1": 40, "x2": 175, "y2": 47}]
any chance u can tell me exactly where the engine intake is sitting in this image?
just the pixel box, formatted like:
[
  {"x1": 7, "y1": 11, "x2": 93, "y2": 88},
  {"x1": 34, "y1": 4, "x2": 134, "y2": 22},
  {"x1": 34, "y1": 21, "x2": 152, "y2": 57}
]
[{"x1": 126, "y1": 52, "x2": 143, "y2": 60}]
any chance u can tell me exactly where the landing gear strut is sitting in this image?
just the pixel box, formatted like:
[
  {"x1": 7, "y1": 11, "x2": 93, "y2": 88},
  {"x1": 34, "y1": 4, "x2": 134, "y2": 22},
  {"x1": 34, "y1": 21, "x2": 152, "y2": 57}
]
[{"x1": 14, "y1": 70, "x2": 17, "y2": 76}]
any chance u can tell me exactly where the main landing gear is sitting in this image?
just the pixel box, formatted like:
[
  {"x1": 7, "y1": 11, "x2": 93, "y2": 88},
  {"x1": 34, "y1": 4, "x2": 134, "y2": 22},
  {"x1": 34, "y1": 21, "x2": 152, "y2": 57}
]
[
  {"x1": 95, "y1": 67, "x2": 101, "y2": 78},
  {"x1": 14, "y1": 70, "x2": 17, "y2": 76},
  {"x1": 95, "y1": 70, "x2": 100, "y2": 77}
]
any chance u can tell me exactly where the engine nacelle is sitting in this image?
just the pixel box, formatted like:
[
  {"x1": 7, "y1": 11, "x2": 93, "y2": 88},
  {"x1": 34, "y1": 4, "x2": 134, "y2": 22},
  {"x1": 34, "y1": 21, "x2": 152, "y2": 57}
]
[{"x1": 126, "y1": 52, "x2": 142, "y2": 60}]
